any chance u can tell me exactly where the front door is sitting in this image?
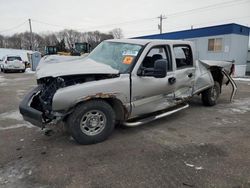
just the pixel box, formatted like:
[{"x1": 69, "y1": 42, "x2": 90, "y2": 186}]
[{"x1": 131, "y1": 45, "x2": 176, "y2": 117}]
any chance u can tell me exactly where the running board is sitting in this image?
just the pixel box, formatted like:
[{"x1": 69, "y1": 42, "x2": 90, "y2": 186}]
[{"x1": 123, "y1": 104, "x2": 189, "y2": 127}]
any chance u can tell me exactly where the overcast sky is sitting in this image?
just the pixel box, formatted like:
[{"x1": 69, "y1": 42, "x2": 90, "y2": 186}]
[{"x1": 0, "y1": 0, "x2": 249, "y2": 38}]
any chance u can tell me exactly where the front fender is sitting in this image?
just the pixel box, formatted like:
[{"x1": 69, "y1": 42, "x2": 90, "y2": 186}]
[{"x1": 52, "y1": 74, "x2": 130, "y2": 111}]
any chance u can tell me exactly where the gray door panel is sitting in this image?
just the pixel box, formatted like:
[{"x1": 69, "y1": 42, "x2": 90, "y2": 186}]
[
  {"x1": 131, "y1": 73, "x2": 175, "y2": 117},
  {"x1": 174, "y1": 67, "x2": 195, "y2": 98}
]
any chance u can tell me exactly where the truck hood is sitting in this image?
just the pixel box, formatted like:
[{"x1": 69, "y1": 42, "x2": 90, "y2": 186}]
[{"x1": 36, "y1": 55, "x2": 119, "y2": 79}]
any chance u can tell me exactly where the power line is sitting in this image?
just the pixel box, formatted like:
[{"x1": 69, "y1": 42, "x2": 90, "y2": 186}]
[
  {"x1": 32, "y1": 17, "x2": 157, "y2": 31},
  {"x1": 125, "y1": 15, "x2": 250, "y2": 38},
  {"x1": 166, "y1": 0, "x2": 250, "y2": 17},
  {"x1": 165, "y1": 15, "x2": 250, "y2": 32},
  {"x1": 31, "y1": 19, "x2": 70, "y2": 29},
  {"x1": 0, "y1": 0, "x2": 249, "y2": 35},
  {"x1": 31, "y1": 0, "x2": 249, "y2": 32},
  {"x1": 0, "y1": 20, "x2": 27, "y2": 34}
]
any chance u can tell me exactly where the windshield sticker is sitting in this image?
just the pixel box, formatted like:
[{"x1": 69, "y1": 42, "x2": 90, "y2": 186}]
[
  {"x1": 122, "y1": 50, "x2": 138, "y2": 56},
  {"x1": 123, "y1": 56, "x2": 134, "y2": 65}
]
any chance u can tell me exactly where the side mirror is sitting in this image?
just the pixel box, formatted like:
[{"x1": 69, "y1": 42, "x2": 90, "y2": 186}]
[
  {"x1": 153, "y1": 59, "x2": 167, "y2": 78},
  {"x1": 138, "y1": 59, "x2": 167, "y2": 78}
]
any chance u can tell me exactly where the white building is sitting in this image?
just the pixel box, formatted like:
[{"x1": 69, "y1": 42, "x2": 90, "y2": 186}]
[
  {"x1": 136, "y1": 23, "x2": 250, "y2": 77},
  {"x1": 247, "y1": 49, "x2": 250, "y2": 75}
]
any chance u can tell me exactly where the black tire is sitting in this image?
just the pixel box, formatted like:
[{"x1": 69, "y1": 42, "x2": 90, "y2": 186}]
[
  {"x1": 3, "y1": 69, "x2": 6, "y2": 73},
  {"x1": 67, "y1": 100, "x2": 115, "y2": 145},
  {"x1": 201, "y1": 81, "x2": 220, "y2": 106},
  {"x1": 21, "y1": 69, "x2": 25, "y2": 73}
]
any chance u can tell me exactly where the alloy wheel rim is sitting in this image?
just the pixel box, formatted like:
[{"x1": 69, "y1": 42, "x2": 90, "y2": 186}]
[{"x1": 80, "y1": 110, "x2": 106, "y2": 136}]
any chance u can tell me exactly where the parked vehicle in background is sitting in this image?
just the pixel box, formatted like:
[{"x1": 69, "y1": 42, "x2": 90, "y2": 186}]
[
  {"x1": 44, "y1": 42, "x2": 91, "y2": 56},
  {"x1": 1, "y1": 55, "x2": 26, "y2": 73},
  {"x1": 20, "y1": 39, "x2": 237, "y2": 145},
  {"x1": 0, "y1": 58, "x2": 3, "y2": 70}
]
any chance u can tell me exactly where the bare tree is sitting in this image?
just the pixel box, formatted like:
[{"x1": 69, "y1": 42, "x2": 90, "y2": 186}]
[
  {"x1": 42, "y1": 33, "x2": 58, "y2": 46},
  {"x1": 0, "y1": 35, "x2": 5, "y2": 48},
  {"x1": 111, "y1": 28, "x2": 124, "y2": 39},
  {"x1": 0, "y1": 28, "x2": 117, "y2": 52},
  {"x1": 6, "y1": 34, "x2": 22, "y2": 49}
]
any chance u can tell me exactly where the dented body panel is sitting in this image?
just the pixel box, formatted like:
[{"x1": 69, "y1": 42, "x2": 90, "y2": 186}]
[
  {"x1": 19, "y1": 39, "x2": 236, "y2": 128},
  {"x1": 52, "y1": 74, "x2": 130, "y2": 112}
]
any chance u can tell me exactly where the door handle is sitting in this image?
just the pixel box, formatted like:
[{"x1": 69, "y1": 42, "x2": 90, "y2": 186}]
[
  {"x1": 188, "y1": 73, "x2": 193, "y2": 78},
  {"x1": 168, "y1": 77, "x2": 176, "y2": 85}
]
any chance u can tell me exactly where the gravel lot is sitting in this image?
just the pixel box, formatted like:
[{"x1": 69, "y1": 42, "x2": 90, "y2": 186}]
[{"x1": 0, "y1": 72, "x2": 250, "y2": 188}]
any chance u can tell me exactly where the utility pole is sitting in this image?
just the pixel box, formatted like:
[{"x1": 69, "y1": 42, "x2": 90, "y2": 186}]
[
  {"x1": 28, "y1": 18, "x2": 33, "y2": 50},
  {"x1": 158, "y1": 14, "x2": 166, "y2": 34}
]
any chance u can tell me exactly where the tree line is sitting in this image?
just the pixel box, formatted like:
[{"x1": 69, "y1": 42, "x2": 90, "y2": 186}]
[{"x1": 0, "y1": 28, "x2": 123, "y2": 53}]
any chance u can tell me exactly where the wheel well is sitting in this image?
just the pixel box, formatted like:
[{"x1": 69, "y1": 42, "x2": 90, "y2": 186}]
[
  {"x1": 104, "y1": 98, "x2": 128, "y2": 122},
  {"x1": 65, "y1": 98, "x2": 128, "y2": 123},
  {"x1": 210, "y1": 66, "x2": 223, "y2": 92}
]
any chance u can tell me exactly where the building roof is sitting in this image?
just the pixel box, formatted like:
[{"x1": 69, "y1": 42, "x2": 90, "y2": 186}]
[
  {"x1": 107, "y1": 39, "x2": 192, "y2": 46},
  {"x1": 134, "y1": 23, "x2": 250, "y2": 40}
]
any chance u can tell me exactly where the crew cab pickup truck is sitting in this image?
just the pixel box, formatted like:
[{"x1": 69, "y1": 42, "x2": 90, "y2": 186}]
[{"x1": 19, "y1": 39, "x2": 237, "y2": 144}]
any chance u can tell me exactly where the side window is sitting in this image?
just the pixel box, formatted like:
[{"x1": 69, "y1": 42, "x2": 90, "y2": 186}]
[
  {"x1": 141, "y1": 46, "x2": 172, "y2": 71},
  {"x1": 173, "y1": 45, "x2": 193, "y2": 69}
]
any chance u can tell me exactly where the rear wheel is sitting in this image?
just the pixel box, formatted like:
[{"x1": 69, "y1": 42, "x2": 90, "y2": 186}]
[
  {"x1": 67, "y1": 100, "x2": 115, "y2": 144},
  {"x1": 201, "y1": 81, "x2": 220, "y2": 106}
]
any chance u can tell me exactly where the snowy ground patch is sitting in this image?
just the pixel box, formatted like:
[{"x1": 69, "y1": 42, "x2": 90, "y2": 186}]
[
  {"x1": 0, "y1": 75, "x2": 7, "y2": 83},
  {"x1": 0, "y1": 111, "x2": 23, "y2": 121},
  {"x1": 0, "y1": 111, "x2": 35, "y2": 130},
  {"x1": 218, "y1": 98, "x2": 250, "y2": 114},
  {"x1": 0, "y1": 159, "x2": 35, "y2": 187},
  {"x1": 0, "y1": 123, "x2": 34, "y2": 130},
  {"x1": 25, "y1": 68, "x2": 35, "y2": 74},
  {"x1": 233, "y1": 77, "x2": 250, "y2": 82},
  {"x1": 184, "y1": 161, "x2": 203, "y2": 170}
]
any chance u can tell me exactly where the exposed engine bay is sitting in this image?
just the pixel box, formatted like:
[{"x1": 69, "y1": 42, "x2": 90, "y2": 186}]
[{"x1": 30, "y1": 74, "x2": 119, "y2": 123}]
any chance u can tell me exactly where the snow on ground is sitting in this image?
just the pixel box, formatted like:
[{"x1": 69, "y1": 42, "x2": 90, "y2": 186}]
[
  {"x1": 0, "y1": 159, "x2": 35, "y2": 187},
  {"x1": 0, "y1": 111, "x2": 34, "y2": 130},
  {"x1": 24, "y1": 68, "x2": 35, "y2": 74},
  {"x1": 0, "y1": 75, "x2": 7, "y2": 86},
  {"x1": 233, "y1": 77, "x2": 250, "y2": 82},
  {"x1": 0, "y1": 75, "x2": 7, "y2": 83},
  {"x1": 217, "y1": 97, "x2": 250, "y2": 115},
  {"x1": 0, "y1": 111, "x2": 23, "y2": 121},
  {"x1": 184, "y1": 161, "x2": 203, "y2": 170},
  {"x1": 0, "y1": 124, "x2": 34, "y2": 130}
]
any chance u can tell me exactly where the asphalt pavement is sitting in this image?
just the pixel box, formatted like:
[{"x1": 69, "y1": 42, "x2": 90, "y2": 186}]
[{"x1": 0, "y1": 72, "x2": 250, "y2": 188}]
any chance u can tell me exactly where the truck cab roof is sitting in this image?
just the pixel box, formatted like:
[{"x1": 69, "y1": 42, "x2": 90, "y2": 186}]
[{"x1": 107, "y1": 39, "x2": 193, "y2": 46}]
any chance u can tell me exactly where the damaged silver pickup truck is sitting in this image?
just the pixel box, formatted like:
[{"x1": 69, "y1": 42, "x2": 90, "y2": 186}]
[{"x1": 19, "y1": 39, "x2": 237, "y2": 144}]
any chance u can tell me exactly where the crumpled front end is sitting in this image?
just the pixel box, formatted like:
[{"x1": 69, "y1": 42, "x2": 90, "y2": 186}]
[
  {"x1": 19, "y1": 85, "x2": 45, "y2": 128},
  {"x1": 19, "y1": 77, "x2": 65, "y2": 128},
  {"x1": 19, "y1": 74, "x2": 121, "y2": 128}
]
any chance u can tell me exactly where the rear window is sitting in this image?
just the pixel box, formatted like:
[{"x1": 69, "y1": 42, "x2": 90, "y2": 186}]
[{"x1": 7, "y1": 56, "x2": 22, "y2": 61}]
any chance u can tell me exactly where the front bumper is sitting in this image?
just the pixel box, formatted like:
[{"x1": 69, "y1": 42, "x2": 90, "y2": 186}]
[{"x1": 19, "y1": 85, "x2": 44, "y2": 128}]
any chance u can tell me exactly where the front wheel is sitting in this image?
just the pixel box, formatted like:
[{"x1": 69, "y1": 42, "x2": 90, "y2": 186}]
[
  {"x1": 201, "y1": 81, "x2": 220, "y2": 106},
  {"x1": 67, "y1": 100, "x2": 115, "y2": 145}
]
